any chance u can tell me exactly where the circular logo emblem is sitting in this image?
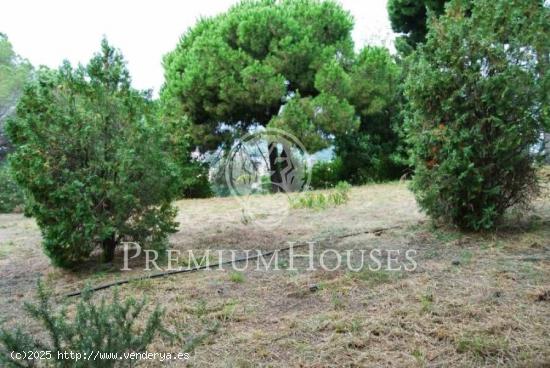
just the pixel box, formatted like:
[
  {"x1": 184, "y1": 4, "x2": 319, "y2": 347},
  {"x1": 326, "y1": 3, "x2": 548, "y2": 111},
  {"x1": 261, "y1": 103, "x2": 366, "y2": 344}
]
[{"x1": 224, "y1": 128, "x2": 312, "y2": 228}]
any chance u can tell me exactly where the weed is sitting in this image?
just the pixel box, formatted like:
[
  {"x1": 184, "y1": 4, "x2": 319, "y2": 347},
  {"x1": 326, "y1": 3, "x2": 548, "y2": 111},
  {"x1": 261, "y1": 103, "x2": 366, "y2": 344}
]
[
  {"x1": 289, "y1": 181, "x2": 351, "y2": 210},
  {"x1": 193, "y1": 299, "x2": 208, "y2": 318},
  {"x1": 331, "y1": 292, "x2": 345, "y2": 310},
  {"x1": 277, "y1": 259, "x2": 289, "y2": 269},
  {"x1": 459, "y1": 250, "x2": 474, "y2": 265},
  {"x1": 129, "y1": 277, "x2": 154, "y2": 290},
  {"x1": 349, "y1": 319, "x2": 363, "y2": 333},
  {"x1": 411, "y1": 349, "x2": 426, "y2": 365},
  {"x1": 214, "y1": 301, "x2": 238, "y2": 322},
  {"x1": 349, "y1": 269, "x2": 402, "y2": 286},
  {"x1": 419, "y1": 293, "x2": 434, "y2": 314},
  {"x1": 229, "y1": 271, "x2": 245, "y2": 283},
  {"x1": 456, "y1": 332, "x2": 509, "y2": 358},
  {"x1": 432, "y1": 228, "x2": 462, "y2": 244},
  {"x1": 0, "y1": 241, "x2": 16, "y2": 259}
]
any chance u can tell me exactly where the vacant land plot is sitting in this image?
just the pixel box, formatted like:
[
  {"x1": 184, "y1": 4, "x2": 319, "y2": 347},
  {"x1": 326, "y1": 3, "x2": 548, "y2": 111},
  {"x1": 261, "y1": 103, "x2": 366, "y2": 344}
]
[{"x1": 0, "y1": 181, "x2": 549, "y2": 367}]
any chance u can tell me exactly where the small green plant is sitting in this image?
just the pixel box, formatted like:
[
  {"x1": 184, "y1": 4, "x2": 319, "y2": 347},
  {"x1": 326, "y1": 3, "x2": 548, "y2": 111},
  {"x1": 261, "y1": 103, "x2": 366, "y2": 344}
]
[
  {"x1": 349, "y1": 269, "x2": 402, "y2": 286},
  {"x1": 0, "y1": 282, "x2": 166, "y2": 367},
  {"x1": 229, "y1": 271, "x2": 245, "y2": 283},
  {"x1": 129, "y1": 277, "x2": 155, "y2": 290},
  {"x1": 419, "y1": 293, "x2": 434, "y2": 314},
  {"x1": 188, "y1": 299, "x2": 209, "y2": 318},
  {"x1": 289, "y1": 181, "x2": 351, "y2": 210},
  {"x1": 277, "y1": 259, "x2": 289, "y2": 269},
  {"x1": 411, "y1": 349, "x2": 426, "y2": 365},
  {"x1": 459, "y1": 250, "x2": 474, "y2": 265},
  {"x1": 330, "y1": 292, "x2": 345, "y2": 310},
  {"x1": 330, "y1": 181, "x2": 351, "y2": 204},
  {"x1": 183, "y1": 299, "x2": 238, "y2": 323},
  {"x1": 214, "y1": 301, "x2": 238, "y2": 322},
  {"x1": 456, "y1": 332, "x2": 509, "y2": 358},
  {"x1": 349, "y1": 319, "x2": 362, "y2": 334},
  {"x1": 0, "y1": 241, "x2": 16, "y2": 259}
]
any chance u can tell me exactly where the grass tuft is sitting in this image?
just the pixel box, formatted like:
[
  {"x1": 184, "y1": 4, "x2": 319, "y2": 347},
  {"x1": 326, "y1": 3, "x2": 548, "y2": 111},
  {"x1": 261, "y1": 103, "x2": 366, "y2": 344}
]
[
  {"x1": 456, "y1": 332, "x2": 509, "y2": 358},
  {"x1": 289, "y1": 181, "x2": 351, "y2": 210},
  {"x1": 229, "y1": 271, "x2": 245, "y2": 283}
]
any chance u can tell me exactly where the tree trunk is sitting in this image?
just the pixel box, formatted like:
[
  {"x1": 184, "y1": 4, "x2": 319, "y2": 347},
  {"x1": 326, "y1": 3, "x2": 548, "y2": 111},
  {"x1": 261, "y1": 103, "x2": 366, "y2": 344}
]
[
  {"x1": 279, "y1": 142, "x2": 296, "y2": 192},
  {"x1": 268, "y1": 141, "x2": 281, "y2": 193},
  {"x1": 102, "y1": 233, "x2": 117, "y2": 263}
]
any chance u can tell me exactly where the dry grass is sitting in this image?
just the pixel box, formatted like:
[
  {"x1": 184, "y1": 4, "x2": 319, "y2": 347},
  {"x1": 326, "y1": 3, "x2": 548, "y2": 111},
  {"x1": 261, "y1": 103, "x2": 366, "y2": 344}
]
[{"x1": 0, "y1": 180, "x2": 549, "y2": 367}]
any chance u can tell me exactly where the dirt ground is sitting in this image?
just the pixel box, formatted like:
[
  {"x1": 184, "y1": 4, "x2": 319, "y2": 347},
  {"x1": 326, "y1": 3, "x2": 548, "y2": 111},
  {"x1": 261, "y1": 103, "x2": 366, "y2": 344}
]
[{"x1": 0, "y1": 180, "x2": 549, "y2": 367}]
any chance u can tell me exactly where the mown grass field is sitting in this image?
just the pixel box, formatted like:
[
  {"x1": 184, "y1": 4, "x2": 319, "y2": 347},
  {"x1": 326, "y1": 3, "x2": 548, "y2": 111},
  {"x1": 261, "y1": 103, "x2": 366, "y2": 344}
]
[{"x1": 0, "y1": 176, "x2": 549, "y2": 367}]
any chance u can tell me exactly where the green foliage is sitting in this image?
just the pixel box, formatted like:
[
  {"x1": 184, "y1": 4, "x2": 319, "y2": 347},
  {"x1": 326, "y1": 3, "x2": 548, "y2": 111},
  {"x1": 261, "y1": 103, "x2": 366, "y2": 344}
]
[
  {"x1": 158, "y1": 100, "x2": 212, "y2": 199},
  {"x1": 404, "y1": 0, "x2": 549, "y2": 230},
  {"x1": 0, "y1": 33, "x2": 32, "y2": 161},
  {"x1": 330, "y1": 181, "x2": 351, "y2": 205},
  {"x1": 6, "y1": 40, "x2": 183, "y2": 267},
  {"x1": 0, "y1": 162, "x2": 25, "y2": 213},
  {"x1": 387, "y1": 0, "x2": 448, "y2": 53},
  {"x1": 349, "y1": 268, "x2": 403, "y2": 285},
  {"x1": 162, "y1": 0, "x2": 355, "y2": 142},
  {"x1": 180, "y1": 161, "x2": 212, "y2": 198},
  {"x1": 310, "y1": 158, "x2": 342, "y2": 189},
  {"x1": 456, "y1": 332, "x2": 509, "y2": 358},
  {"x1": 290, "y1": 181, "x2": 350, "y2": 209},
  {"x1": 335, "y1": 47, "x2": 407, "y2": 184},
  {"x1": 229, "y1": 271, "x2": 245, "y2": 283},
  {"x1": 162, "y1": 0, "x2": 358, "y2": 189},
  {"x1": 163, "y1": 1, "x2": 413, "y2": 188},
  {"x1": 0, "y1": 282, "x2": 165, "y2": 367}
]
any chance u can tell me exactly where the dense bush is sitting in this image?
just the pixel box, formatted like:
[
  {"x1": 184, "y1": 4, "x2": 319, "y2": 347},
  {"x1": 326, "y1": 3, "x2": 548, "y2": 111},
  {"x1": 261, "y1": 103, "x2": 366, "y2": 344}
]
[
  {"x1": 0, "y1": 162, "x2": 25, "y2": 213},
  {"x1": 336, "y1": 121, "x2": 406, "y2": 184},
  {"x1": 0, "y1": 283, "x2": 165, "y2": 367},
  {"x1": 158, "y1": 102, "x2": 213, "y2": 199},
  {"x1": 335, "y1": 46, "x2": 407, "y2": 184},
  {"x1": 309, "y1": 159, "x2": 343, "y2": 189},
  {"x1": 6, "y1": 40, "x2": 183, "y2": 267},
  {"x1": 180, "y1": 161, "x2": 212, "y2": 198},
  {"x1": 404, "y1": 0, "x2": 549, "y2": 230}
]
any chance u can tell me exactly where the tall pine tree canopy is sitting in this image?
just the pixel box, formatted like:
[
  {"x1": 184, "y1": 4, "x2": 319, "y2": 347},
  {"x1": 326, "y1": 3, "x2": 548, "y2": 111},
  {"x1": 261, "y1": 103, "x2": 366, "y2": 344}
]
[{"x1": 161, "y1": 0, "x2": 358, "y2": 154}]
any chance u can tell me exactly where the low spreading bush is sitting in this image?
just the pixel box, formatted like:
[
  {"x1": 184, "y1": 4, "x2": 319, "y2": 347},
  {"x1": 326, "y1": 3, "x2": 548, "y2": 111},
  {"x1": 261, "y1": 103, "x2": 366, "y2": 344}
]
[{"x1": 0, "y1": 283, "x2": 165, "y2": 368}]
